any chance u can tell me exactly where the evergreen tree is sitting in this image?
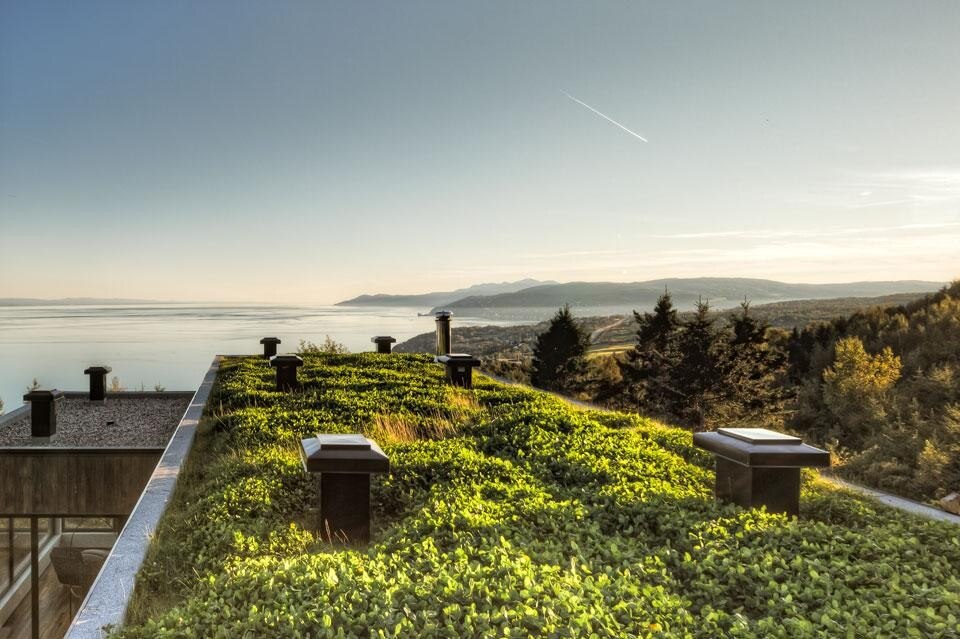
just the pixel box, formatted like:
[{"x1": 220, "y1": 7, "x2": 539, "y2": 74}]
[
  {"x1": 787, "y1": 326, "x2": 814, "y2": 382},
  {"x1": 722, "y1": 300, "x2": 786, "y2": 424},
  {"x1": 621, "y1": 294, "x2": 787, "y2": 429},
  {"x1": 668, "y1": 297, "x2": 726, "y2": 429},
  {"x1": 730, "y1": 299, "x2": 764, "y2": 346},
  {"x1": 531, "y1": 305, "x2": 590, "y2": 393},
  {"x1": 636, "y1": 290, "x2": 680, "y2": 353},
  {"x1": 621, "y1": 290, "x2": 681, "y2": 412}
]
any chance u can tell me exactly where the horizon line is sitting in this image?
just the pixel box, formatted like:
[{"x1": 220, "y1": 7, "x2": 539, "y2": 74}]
[{"x1": 0, "y1": 275, "x2": 952, "y2": 307}]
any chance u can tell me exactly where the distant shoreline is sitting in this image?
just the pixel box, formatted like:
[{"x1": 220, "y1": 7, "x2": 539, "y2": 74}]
[{"x1": 0, "y1": 297, "x2": 164, "y2": 306}]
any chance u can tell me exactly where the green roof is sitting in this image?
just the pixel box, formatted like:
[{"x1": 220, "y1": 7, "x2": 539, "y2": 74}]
[{"x1": 118, "y1": 353, "x2": 960, "y2": 637}]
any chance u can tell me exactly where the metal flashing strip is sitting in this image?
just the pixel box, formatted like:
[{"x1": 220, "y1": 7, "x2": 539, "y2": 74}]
[
  {"x1": 64, "y1": 356, "x2": 221, "y2": 638},
  {"x1": 823, "y1": 475, "x2": 960, "y2": 526}
]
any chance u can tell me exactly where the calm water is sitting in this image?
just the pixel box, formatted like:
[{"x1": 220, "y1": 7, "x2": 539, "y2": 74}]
[{"x1": 0, "y1": 304, "x2": 526, "y2": 414}]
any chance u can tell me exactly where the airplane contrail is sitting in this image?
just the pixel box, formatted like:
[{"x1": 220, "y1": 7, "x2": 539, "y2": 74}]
[{"x1": 562, "y1": 91, "x2": 648, "y2": 143}]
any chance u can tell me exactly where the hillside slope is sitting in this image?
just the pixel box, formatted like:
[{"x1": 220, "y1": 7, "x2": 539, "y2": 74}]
[{"x1": 433, "y1": 278, "x2": 942, "y2": 314}]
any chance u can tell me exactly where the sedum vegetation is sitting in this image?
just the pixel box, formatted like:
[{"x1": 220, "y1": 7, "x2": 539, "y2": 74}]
[{"x1": 117, "y1": 354, "x2": 959, "y2": 638}]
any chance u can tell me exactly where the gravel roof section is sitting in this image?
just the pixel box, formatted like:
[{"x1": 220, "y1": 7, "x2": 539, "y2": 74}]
[{"x1": 0, "y1": 394, "x2": 191, "y2": 448}]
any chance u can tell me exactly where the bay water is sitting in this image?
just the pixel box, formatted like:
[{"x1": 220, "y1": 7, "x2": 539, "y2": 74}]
[{"x1": 0, "y1": 304, "x2": 526, "y2": 414}]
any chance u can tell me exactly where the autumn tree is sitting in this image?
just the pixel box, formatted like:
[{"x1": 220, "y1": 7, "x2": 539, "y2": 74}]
[
  {"x1": 916, "y1": 404, "x2": 960, "y2": 497},
  {"x1": 821, "y1": 337, "x2": 902, "y2": 448}
]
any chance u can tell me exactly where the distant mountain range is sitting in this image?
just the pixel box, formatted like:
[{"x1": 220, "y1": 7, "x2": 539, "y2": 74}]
[
  {"x1": 335, "y1": 279, "x2": 556, "y2": 308},
  {"x1": 430, "y1": 278, "x2": 944, "y2": 316}
]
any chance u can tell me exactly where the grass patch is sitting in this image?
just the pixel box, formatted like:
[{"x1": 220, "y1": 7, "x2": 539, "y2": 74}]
[{"x1": 586, "y1": 343, "x2": 633, "y2": 358}]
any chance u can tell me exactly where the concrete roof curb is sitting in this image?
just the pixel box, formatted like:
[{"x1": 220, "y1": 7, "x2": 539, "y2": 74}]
[
  {"x1": 822, "y1": 474, "x2": 960, "y2": 526},
  {"x1": 64, "y1": 356, "x2": 222, "y2": 638}
]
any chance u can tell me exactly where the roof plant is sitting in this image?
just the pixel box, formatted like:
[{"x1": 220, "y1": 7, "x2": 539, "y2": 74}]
[{"x1": 118, "y1": 353, "x2": 959, "y2": 638}]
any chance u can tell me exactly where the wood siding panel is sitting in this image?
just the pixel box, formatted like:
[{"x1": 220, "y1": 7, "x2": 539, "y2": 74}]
[{"x1": 0, "y1": 452, "x2": 162, "y2": 517}]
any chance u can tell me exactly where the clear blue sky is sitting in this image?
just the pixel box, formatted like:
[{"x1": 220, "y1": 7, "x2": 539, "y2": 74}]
[{"x1": 1, "y1": 1, "x2": 958, "y2": 303}]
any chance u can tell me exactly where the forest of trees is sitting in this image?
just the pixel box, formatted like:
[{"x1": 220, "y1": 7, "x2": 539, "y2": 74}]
[{"x1": 526, "y1": 281, "x2": 960, "y2": 505}]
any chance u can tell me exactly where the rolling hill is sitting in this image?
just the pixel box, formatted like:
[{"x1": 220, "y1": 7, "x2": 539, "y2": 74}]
[
  {"x1": 335, "y1": 279, "x2": 554, "y2": 308},
  {"x1": 430, "y1": 278, "x2": 943, "y2": 315}
]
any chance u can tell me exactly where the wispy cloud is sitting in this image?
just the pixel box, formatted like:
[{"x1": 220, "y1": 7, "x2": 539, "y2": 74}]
[
  {"x1": 653, "y1": 221, "x2": 960, "y2": 240},
  {"x1": 447, "y1": 220, "x2": 959, "y2": 284},
  {"x1": 842, "y1": 168, "x2": 960, "y2": 209},
  {"x1": 520, "y1": 248, "x2": 631, "y2": 260},
  {"x1": 846, "y1": 198, "x2": 919, "y2": 209},
  {"x1": 785, "y1": 168, "x2": 960, "y2": 212},
  {"x1": 562, "y1": 91, "x2": 648, "y2": 143}
]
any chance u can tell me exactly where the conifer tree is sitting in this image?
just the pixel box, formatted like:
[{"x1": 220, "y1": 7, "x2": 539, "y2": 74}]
[
  {"x1": 531, "y1": 305, "x2": 590, "y2": 393},
  {"x1": 723, "y1": 300, "x2": 786, "y2": 423},
  {"x1": 668, "y1": 297, "x2": 726, "y2": 428},
  {"x1": 730, "y1": 299, "x2": 764, "y2": 346},
  {"x1": 621, "y1": 289, "x2": 682, "y2": 412},
  {"x1": 636, "y1": 289, "x2": 681, "y2": 353},
  {"x1": 620, "y1": 294, "x2": 787, "y2": 429}
]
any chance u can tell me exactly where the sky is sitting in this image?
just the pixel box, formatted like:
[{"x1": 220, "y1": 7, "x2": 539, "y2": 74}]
[{"x1": 1, "y1": 1, "x2": 958, "y2": 304}]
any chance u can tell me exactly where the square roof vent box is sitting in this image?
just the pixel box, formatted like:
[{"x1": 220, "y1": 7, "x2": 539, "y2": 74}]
[
  {"x1": 317, "y1": 433, "x2": 372, "y2": 451},
  {"x1": 717, "y1": 427, "x2": 802, "y2": 445},
  {"x1": 300, "y1": 433, "x2": 389, "y2": 474}
]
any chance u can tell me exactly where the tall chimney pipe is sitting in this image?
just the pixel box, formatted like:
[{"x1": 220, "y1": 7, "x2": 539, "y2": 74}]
[{"x1": 434, "y1": 311, "x2": 452, "y2": 357}]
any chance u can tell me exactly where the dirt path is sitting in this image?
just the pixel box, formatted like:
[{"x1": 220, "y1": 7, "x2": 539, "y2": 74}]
[{"x1": 589, "y1": 316, "x2": 628, "y2": 344}]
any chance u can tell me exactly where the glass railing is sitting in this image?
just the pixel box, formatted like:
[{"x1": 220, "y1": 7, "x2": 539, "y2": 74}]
[{"x1": 0, "y1": 517, "x2": 56, "y2": 597}]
